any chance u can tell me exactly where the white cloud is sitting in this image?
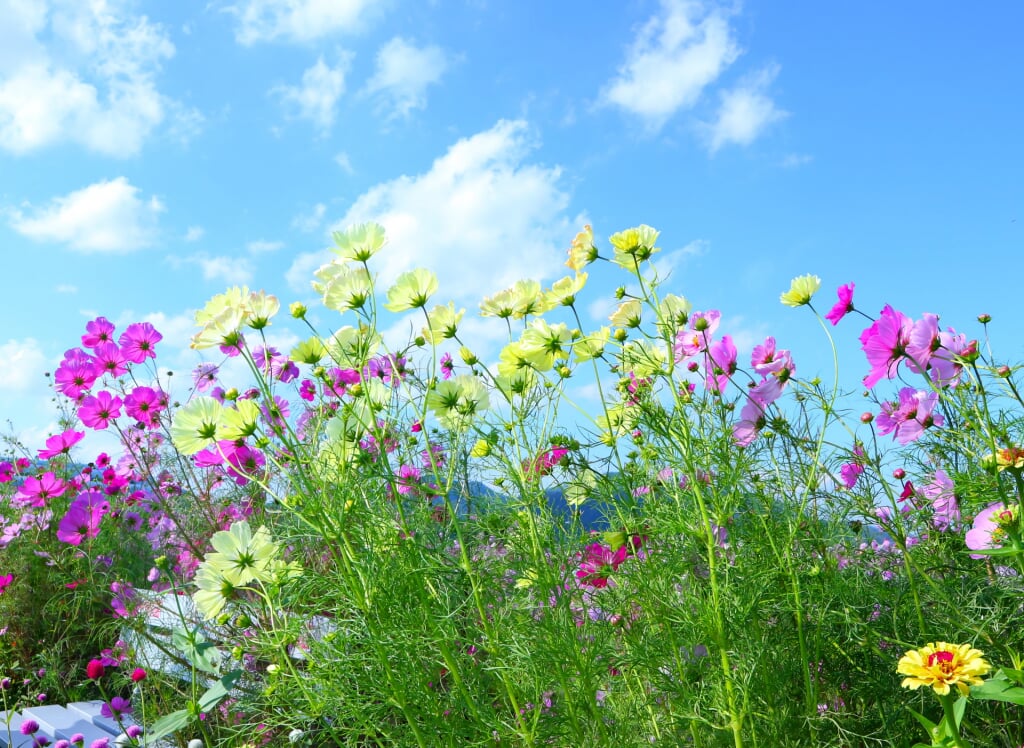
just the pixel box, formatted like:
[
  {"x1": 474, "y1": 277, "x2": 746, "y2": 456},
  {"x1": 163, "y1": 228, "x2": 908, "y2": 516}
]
[
  {"x1": 649, "y1": 238, "x2": 709, "y2": 283},
  {"x1": 9, "y1": 177, "x2": 164, "y2": 252},
  {"x1": 197, "y1": 255, "x2": 255, "y2": 286},
  {"x1": 288, "y1": 119, "x2": 578, "y2": 304},
  {"x1": 247, "y1": 239, "x2": 284, "y2": 253},
  {"x1": 0, "y1": 338, "x2": 47, "y2": 393},
  {"x1": 273, "y1": 54, "x2": 351, "y2": 133},
  {"x1": 334, "y1": 151, "x2": 354, "y2": 174},
  {"x1": 600, "y1": 0, "x2": 740, "y2": 131},
  {"x1": 0, "y1": 1, "x2": 196, "y2": 157},
  {"x1": 228, "y1": 0, "x2": 378, "y2": 45},
  {"x1": 364, "y1": 37, "x2": 451, "y2": 118},
  {"x1": 781, "y1": 153, "x2": 813, "y2": 168},
  {"x1": 707, "y1": 65, "x2": 787, "y2": 152},
  {"x1": 55, "y1": 283, "x2": 78, "y2": 294},
  {"x1": 292, "y1": 202, "x2": 326, "y2": 232},
  {"x1": 168, "y1": 253, "x2": 255, "y2": 286},
  {"x1": 184, "y1": 225, "x2": 205, "y2": 242}
]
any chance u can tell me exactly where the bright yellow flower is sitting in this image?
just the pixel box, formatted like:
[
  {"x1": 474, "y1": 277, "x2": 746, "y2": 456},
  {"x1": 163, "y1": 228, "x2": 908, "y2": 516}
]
[
  {"x1": 544, "y1": 273, "x2": 588, "y2": 308},
  {"x1": 566, "y1": 224, "x2": 598, "y2": 271},
  {"x1": 246, "y1": 290, "x2": 280, "y2": 329},
  {"x1": 332, "y1": 222, "x2": 387, "y2": 262},
  {"x1": 780, "y1": 274, "x2": 822, "y2": 307},
  {"x1": 573, "y1": 326, "x2": 610, "y2": 362},
  {"x1": 609, "y1": 299, "x2": 642, "y2": 329},
  {"x1": 609, "y1": 225, "x2": 660, "y2": 269},
  {"x1": 384, "y1": 269, "x2": 438, "y2": 312},
  {"x1": 897, "y1": 642, "x2": 992, "y2": 697},
  {"x1": 170, "y1": 397, "x2": 224, "y2": 455},
  {"x1": 423, "y1": 302, "x2": 465, "y2": 343},
  {"x1": 511, "y1": 279, "x2": 551, "y2": 318},
  {"x1": 479, "y1": 287, "x2": 517, "y2": 319}
]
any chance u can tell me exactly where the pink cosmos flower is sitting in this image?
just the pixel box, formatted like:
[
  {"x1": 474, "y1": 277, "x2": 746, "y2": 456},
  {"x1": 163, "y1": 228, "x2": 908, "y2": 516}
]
[
  {"x1": 859, "y1": 305, "x2": 913, "y2": 388},
  {"x1": 825, "y1": 283, "x2": 855, "y2": 326},
  {"x1": 840, "y1": 462, "x2": 864, "y2": 489},
  {"x1": 118, "y1": 322, "x2": 162, "y2": 363},
  {"x1": 965, "y1": 502, "x2": 1015, "y2": 559},
  {"x1": 733, "y1": 393, "x2": 769, "y2": 446},
  {"x1": 262, "y1": 395, "x2": 290, "y2": 430},
  {"x1": 192, "y1": 363, "x2": 220, "y2": 393},
  {"x1": 921, "y1": 468, "x2": 960, "y2": 531},
  {"x1": 395, "y1": 464, "x2": 422, "y2": 496},
  {"x1": 37, "y1": 430, "x2": 85, "y2": 459},
  {"x1": 14, "y1": 472, "x2": 67, "y2": 507},
  {"x1": 674, "y1": 310, "x2": 721, "y2": 361},
  {"x1": 704, "y1": 334, "x2": 737, "y2": 394},
  {"x1": 57, "y1": 491, "x2": 109, "y2": 545},
  {"x1": 874, "y1": 387, "x2": 944, "y2": 445},
  {"x1": 906, "y1": 313, "x2": 968, "y2": 387},
  {"x1": 78, "y1": 391, "x2": 123, "y2": 430},
  {"x1": 440, "y1": 352, "x2": 454, "y2": 380},
  {"x1": 81, "y1": 317, "x2": 115, "y2": 349},
  {"x1": 525, "y1": 446, "x2": 569, "y2": 477},
  {"x1": 0, "y1": 574, "x2": 12, "y2": 594},
  {"x1": 751, "y1": 337, "x2": 785, "y2": 376}
]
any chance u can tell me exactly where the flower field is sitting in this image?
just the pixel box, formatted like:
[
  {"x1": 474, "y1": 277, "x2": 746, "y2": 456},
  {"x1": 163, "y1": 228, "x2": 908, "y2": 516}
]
[{"x1": 2, "y1": 223, "x2": 1023, "y2": 747}]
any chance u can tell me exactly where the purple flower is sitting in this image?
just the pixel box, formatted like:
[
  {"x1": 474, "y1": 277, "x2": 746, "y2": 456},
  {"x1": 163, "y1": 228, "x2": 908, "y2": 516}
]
[
  {"x1": 100, "y1": 696, "x2": 131, "y2": 720},
  {"x1": 21, "y1": 719, "x2": 40, "y2": 735},
  {"x1": 57, "y1": 491, "x2": 110, "y2": 546}
]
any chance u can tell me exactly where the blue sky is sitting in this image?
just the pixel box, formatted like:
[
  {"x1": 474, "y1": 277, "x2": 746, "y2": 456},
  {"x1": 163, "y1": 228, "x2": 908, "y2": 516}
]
[{"x1": 1, "y1": 0, "x2": 1022, "y2": 449}]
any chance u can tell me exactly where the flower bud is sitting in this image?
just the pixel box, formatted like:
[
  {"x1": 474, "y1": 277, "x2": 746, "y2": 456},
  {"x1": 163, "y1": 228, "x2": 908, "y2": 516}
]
[
  {"x1": 86, "y1": 660, "x2": 105, "y2": 680},
  {"x1": 977, "y1": 313, "x2": 992, "y2": 324},
  {"x1": 892, "y1": 468, "x2": 905, "y2": 480},
  {"x1": 289, "y1": 302, "x2": 307, "y2": 319},
  {"x1": 997, "y1": 365, "x2": 1012, "y2": 378},
  {"x1": 860, "y1": 412, "x2": 873, "y2": 423}
]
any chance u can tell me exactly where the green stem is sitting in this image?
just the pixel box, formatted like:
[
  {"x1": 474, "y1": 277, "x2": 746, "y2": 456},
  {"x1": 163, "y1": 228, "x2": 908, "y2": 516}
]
[{"x1": 937, "y1": 692, "x2": 970, "y2": 748}]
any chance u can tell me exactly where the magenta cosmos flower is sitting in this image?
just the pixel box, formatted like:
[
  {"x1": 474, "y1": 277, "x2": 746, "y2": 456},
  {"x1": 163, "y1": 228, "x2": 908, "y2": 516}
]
[
  {"x1": 78, "y1": 391, "x2": 123, "y2": 430},
  {"x1": 81, "y1": 317, "x2": 115, "y2": 349},
  {"x1": 825, "y1": 283, "x2": 855, "y2": 326},
  {"x1": 37, "y1": 429, "x2": 85, "y2": 459},
  {"x1": 118, "y1": 321, "x2": 162, "y2": 363},
  {"x1": 576, "y1": 542, "x2": 629, "y2": 588},
  {"x1": 57, "y1": 491, "x2": 110, "y2": 546},
  {"x1": 859, "y1": 305, "x2": 913, "y2": 388},
  {"x1": 14, "y1": 471, "x2": 67, "y2": 507}
]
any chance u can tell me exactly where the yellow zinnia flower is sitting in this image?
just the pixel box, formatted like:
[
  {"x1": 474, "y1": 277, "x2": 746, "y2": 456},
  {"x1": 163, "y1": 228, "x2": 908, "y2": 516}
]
[{"x1": 897, "y1": 642, "x2": 992, "y2": 696}]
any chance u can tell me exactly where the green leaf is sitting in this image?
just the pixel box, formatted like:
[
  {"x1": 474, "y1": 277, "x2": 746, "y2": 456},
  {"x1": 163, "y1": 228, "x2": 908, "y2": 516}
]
[
  {"x1": 908, "y1": 707, "x2": 937, "y2": 733},
  {"x1": 198, "y1": 668, "x2": 244, "y2": 713},
  {"x1": 964, "y1": 545, "x2": 1023, "y2": 557},
  {"x1": 145, "y1": 709, "x2": 191, "y2": 742},
  {"x1": 970, "y1": 676, "x2": 1024, "y2": 705},
  {"x1": 172, "y1": 627, "x2": 222, "y2": 674}
]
